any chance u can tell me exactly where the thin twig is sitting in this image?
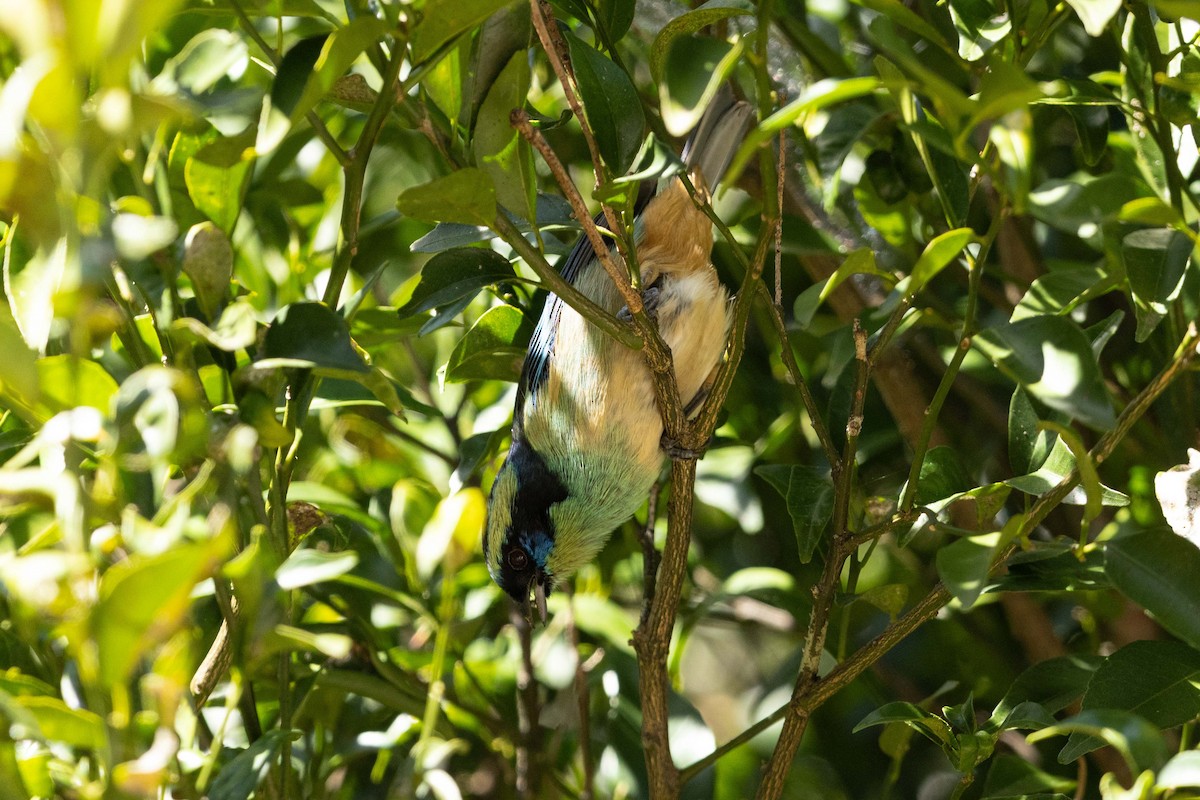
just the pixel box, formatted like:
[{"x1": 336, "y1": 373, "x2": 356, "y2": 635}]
[
  {"x1": 567, "y1": 589, "x2": 595, "y2": 800},
  {"x1": 514, "y1": 606, "x2": 541, "y2": 798},
  {"x1": 756, "y1": 284, "x2": 839, "y2": 466},
  {"x1": 527, "y1": 0, "x2": 628, "y2": 261}
]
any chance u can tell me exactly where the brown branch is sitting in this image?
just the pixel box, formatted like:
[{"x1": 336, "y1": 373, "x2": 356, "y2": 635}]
[
  {"x1": 631, "y1": 459, "x2": 697, "y2": 799},
  {"x1": 527, "y1": 0, "x2": 629, "y2": 264},
  {"x1": 514, "y1": 606, "x2": 542, "y2": 798},
  {"x1": 754, "y1": 321, "x2": 869, "y2": 799},
  {"x1": 639, "y1": 483, "x2": 662, "y2": 627}
]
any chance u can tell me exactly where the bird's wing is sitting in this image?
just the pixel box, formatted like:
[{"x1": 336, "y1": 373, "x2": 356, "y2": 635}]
[{"x1": 513, "y1": 186, "x2": 654, "y2": 435}]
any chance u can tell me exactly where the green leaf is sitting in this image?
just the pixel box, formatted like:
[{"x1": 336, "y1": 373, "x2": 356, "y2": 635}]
[
  {"x1": 35, "y1": 356, "x2": 119, "y2": 420},
  {"x1": 276, "y1": 549, "x2": 359, "y2": 590},
  {"x1": 936, "y1": 531, "x2": 1001, "y2": 608},
  {"x1": 1159, "y1": 751, "x2": 1200, "y2": 789},
  {"x1": 91, "y1": 538, "x2": 230, "y2": 687},
  {"x1": 1059, "y1": 641, "x2": 1200, "y2": 762},
  {"x1": 1065, "y1": 0, "x2": 1123, "y2": 36},
  {"x1": 649, "y1": 0, "x2": 755, "y2": 81},
  {"x1": 728, "y1": 77, "x2": 881, "y2": 185},
  {"x1": 445, "y1": 304, "x2": 533, "y2": 383},
  {"x1": 973, "y1": 315, "x2": 1115, "y2": 430},
  {"x1": 993, "y1": 655, "x2": 1102, "y2": 722},
  {"x1": 290, "y1": 18, "x2": 390, "y2": 124},
  {"x1": 1011, "y1": 265, "x2": 1116, "y2": 322},
  {"x1": 185, "y1": 128, "x2": 256, "y2": 235},
  {"x1": 754, "y1": 465, "x2": 834, "y2": 562},
  {"x1": 913, "y1": 446, "x2": 972, "y2": 505},
  {"x1": 1029, "y1": 709, "x2": 1169, "y2": 772},
  {"x1": 396, "y1": 248, "x2": 516, "y2": 318},
  {"x1": 261, "y1": 302, "x2": 368, "y2": 374},
  {"x1": 1028, "y1": 175, "x2": 1152, "y2": 247},
  {"x1": 659, "y1": 36, "x2": 744, "y2": 137},
  {"x1": 595, "y1": 0, "x2": 637, "y2": 42},
  {"x1": 396, "y1": 169, "x2": 498, "y2": 226},
  {"x1": 1004, "y1": 436, "x2": 1128, "y2": 507},
  {"x1": 412, "y1": 0, "x2": 516, "y2": 63},
  {"x1": 854, "y1": 702, "x2": 955, "y2": 746},
  {"x1": 1121, "y1": 226, "x2": 1194, "y2": 341},
  {"x1": 1008, "y1": 387, "x2": 1054, "y2": 476},
  {"x1": 473, "y1": 52, "x2": 534, "y2": 219},
  {"x1": 902, "y1": 228, "x2": 975, "y2": 298},
  {"x1": 1106, "y1": 530, "x2": 1200, "y2": 651},
  {"x1": 565, "y1": 33, "x2": 646, "y2": 175},
  {"x1": 982, "y1": 754, "x2": 1076, "y2": 798},
  {"x1": 209, "y1": 730, "x2": 300, "y2": 800},
  {"x1": 14, "y1": 696, "x2": 106, "y2": 751}
]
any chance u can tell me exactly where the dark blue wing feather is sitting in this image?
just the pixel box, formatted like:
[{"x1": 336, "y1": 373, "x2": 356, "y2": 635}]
[{"x1": 512, "y1": 186, "x2": 654, "y2": 435}]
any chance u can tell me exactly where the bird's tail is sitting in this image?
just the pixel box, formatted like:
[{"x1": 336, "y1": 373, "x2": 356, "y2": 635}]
[{"x1": 680, "y1": 86, "x2": 756, "y2": 194}]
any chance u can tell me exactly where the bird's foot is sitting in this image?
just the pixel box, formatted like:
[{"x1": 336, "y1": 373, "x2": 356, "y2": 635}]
[
  {"x1": 661, "y1": 433, "x2": 711, "y2": 461},
  {"x1": 617, "y1": 283, "x2": 663, "y2": 323}
]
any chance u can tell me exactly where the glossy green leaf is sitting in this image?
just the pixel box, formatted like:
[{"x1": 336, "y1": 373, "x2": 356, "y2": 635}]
[
  {"x1": 982, "y1": 754, "x2": 1076, "y2": 798},
  {"x1": 973, "y1": 315, "x2": 1115, "y2": 430},
  {"x1": 1008, "y1": 387, "x2": 1054, "y2": 476},
  {"x1": 91, "y1": 538, "x2": 229, "y2": 687},
  {"x1": 1065, "y1": 0, "x2": 1123, "y2": 36},
  {"x1": 1029, "y1": 709, "x2": 1169, "y2": 772},
  {"x1": 35, "y1": 356, "x2": 118, "y2": 419},
  {"x1": 1011, "y1": 265, "x2": 1116, "y2": 322},
  {"x1": 854, "y1": 702, "x2": 955, "y2": 746},
  {"x1": 261, "y1": 302, "x2": 368, "y2": 374},
  {"x1": 396, "y1": 248, "x2": 516, "y2": 319},
  {"x1": 993, "y1": 655, "x2": 1102, "y2": 722},
  {"x1": 1059, "y1": 640, "x2": 1200, "y2": 762},
  {"x1": 595, "y1": 0, "x2": 637, "y2": 41},
  {"x1": 185, "y1": 129, "x2": 256, "y2": 234},
  {"x1": 1027, "y1": 175, "x2": 1152, "y2": 247},
  {"x1": 936, "y1": 531, "x2": 1001, "y2": 608},
  {"x1": 1158, "y1": 751, "x2": 1200, "y2": 789},
  {"x1": 290, "y1": 18, "x2": 390, "y2": 124},
  {"x1": 208, "y1": 730, "x2": 300, "y2": 800},
  {"x1": 659, "y1": 36, "x2": 744, "y2": 137},
  {"x1": 276, "y1": 549, "x2": 358, "y2": 590},
  {"x1": 1106, "y1": 530, "x2": 1200, "y2": 651},
  {"x1": 649, "y1": 0, "x2": 755, "y2": 81},
  {"x1": 445, "y1": 304, "x2": 533, "y2": 383},
  {"x1": 1122, "y1": 226, "x2": 1193, "y2": 341},
  {"x1": 1004, "y1": 436, "x2": 1129, "y2": 506},
  {"x1": 913, "y1": 446, "x2": 972, "y2": 505},
  {"x1": 902, "y1": 228, "x2": 975, "y2": 297},
  {"x1": 412, "y1": 0, "x2": 516, "y2": 62},
  {"x1": 754, "y1": 465, "x2": 834, "y2": 562},
  {"x1": 473, "y1": 52, "x2": 534, "y2": 219},
  {"x1": 396, "y1": 169, "x2": 497, "y2": 227},
  {"x1": 728, "y1": 77, "x2": 881, "y2": 184},
  {"x1": 565, "y1": 33, "x2": 646, "y2": 175},
  {"x1": 14, "y1": 696, "x2": 105, "y2": 751}
]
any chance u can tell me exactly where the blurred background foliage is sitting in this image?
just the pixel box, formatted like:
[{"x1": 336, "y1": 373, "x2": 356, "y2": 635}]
[{"x1": 0, "y1": 0, "x2": 1199, "y2": 798}]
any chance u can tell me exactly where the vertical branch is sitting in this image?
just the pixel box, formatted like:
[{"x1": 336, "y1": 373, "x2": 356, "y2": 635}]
[
  {"x1": 514, "y1": 607, "x2": 542, "y2": 798},
  {"x1": 631, "y1": 459, "x2": 698, "y2": 799},
  {"x1": 639, "y1": 483, "x2": 662, "y2": 627},
  {"x1": 568, "y1": 590, "x2": 596, "y2": 800},
  {"x1": 754, "y1": 321, "x2": 868, "y2": 800}
]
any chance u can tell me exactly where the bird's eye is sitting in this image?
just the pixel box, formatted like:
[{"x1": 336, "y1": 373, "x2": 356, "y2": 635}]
[{"x1": 506, "y1": 548, "x2": 530, "y2": 571}]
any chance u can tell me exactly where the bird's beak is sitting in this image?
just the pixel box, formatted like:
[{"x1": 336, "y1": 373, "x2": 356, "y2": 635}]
[{"x1": 533, "y1": 574, "x2": 549, "y2": 624}]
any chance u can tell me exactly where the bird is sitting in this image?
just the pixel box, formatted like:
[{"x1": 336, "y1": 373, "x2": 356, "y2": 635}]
[{"x1": 484, "y1": 89, "x2": 755, "y2": 620}]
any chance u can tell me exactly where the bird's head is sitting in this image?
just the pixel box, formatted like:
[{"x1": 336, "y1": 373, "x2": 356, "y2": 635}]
[{"x1": 484, "y1": 440, "x2": 567, "y2": 621}]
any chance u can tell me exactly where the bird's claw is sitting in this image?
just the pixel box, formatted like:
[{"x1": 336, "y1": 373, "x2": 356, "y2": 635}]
[
  {"x1": 618, "y1": 285, "x2": 662, "y2": 323},
  {"x1": 661, "y1": 433, "x2": 710, "y2": 461}
]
